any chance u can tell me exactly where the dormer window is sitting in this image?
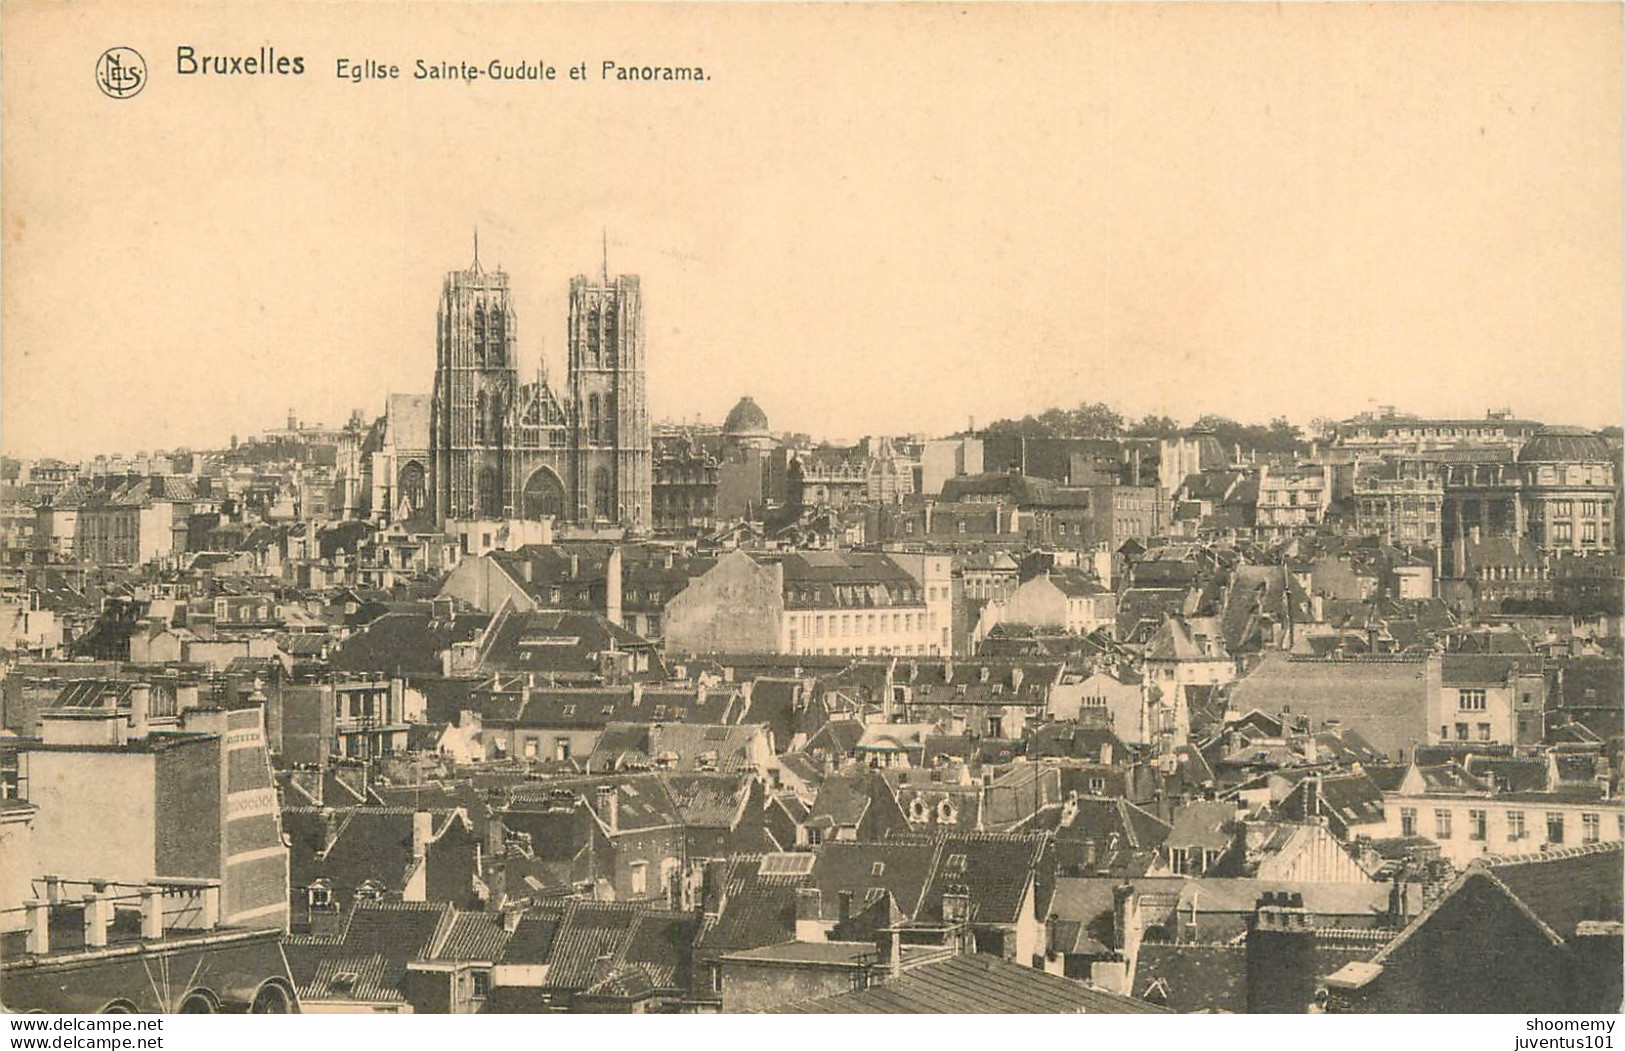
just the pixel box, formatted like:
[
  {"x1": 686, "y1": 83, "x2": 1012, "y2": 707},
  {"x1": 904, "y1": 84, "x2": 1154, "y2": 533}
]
[
  {"x1": 355, "y1": 879, "x2": 385, "y2": 903},
  {"x1": 306, "y1": 881, "x2": 333, "y2": 909}
]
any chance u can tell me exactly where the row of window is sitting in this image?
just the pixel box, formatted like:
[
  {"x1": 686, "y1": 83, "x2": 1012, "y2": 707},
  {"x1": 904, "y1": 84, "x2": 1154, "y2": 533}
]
[
  {"x1": 1401, "y1": 806, "x2": 1612, "y2": 845},
  {"x1": 1441, "y1": 721, "x2": 1495, "y2": 742},
  {"x1": 790, "y1": 610, "x2": 939, "y2": 638}
]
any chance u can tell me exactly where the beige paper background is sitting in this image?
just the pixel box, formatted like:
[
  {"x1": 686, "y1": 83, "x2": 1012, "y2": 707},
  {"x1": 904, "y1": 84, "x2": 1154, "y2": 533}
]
[{"x1": 3, "y1": 2, "x2": 1620, "y2": 460}]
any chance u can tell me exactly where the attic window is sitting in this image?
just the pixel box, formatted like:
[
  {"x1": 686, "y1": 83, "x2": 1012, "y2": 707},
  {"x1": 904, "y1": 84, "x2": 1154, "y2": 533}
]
[
  {"x1": 870, "y1": 862, "x2": 885, "y2": 877},
  {"x1": 562, "y1": 705, "x2": 576, "y2": 716},
  {"x1": 601, "y1": 705, "x2": 615, "y2": 716},
  {"x1": 945, "y1": 853, "x2": 967, "y2": 874}
]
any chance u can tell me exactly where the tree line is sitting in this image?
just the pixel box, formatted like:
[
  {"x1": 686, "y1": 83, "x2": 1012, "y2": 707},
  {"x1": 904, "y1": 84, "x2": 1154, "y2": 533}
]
[{"x1": 980, "y1": 401, "x2": 1317, "y2": 456}]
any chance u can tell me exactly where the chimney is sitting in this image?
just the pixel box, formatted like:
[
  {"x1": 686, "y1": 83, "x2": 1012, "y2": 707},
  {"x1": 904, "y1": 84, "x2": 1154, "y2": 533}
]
[
  {"x1": 795, "y1": 887, "x2": 825, "y2": 942},
  {"x1": 941, "y1": 885, "x2": 971, "y2": 925},
  {"x1": 837, "y1": 890, "x2": 854, "y2": 927},
  {"x1": 1246, "y1": 892, "x2": 1317, "y2": 1013},
  {"x1": 502, "y1": 905, "x2": 524, "y2": 933},
  {"x1": 597, "y1": 784, "x2": 619, "y2": 834},
  {"x1": 569, "y1": 552, "x2": 580, "y2": 577},
  {"x1": 1010, "y1": 667, "x2": 1024, "y2": 693},
  {"x1": 128, "y1": 683, "x2": 152, "y2": 738},
  {"x1": 606, "y1": 546, "x2": 623, "y2": 627},
  {"x1": 521, "y1": 560, "x2": 533, "y2": 584},
  {"x1": 1112, "y1": 882, "x2": 1143, "y2": 958},
  {"x1": 1302, "y1": 775, "x2": 1321, "y2": 820},
  {"x1": 412, "y1": 810, "x2": 435, "y2": 858}
]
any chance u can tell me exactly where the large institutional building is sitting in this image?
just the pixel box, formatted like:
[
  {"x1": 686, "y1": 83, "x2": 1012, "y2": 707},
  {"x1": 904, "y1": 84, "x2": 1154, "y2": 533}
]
[{"x1": 366, "y1": 249, "x2": 653, "y2": 532}]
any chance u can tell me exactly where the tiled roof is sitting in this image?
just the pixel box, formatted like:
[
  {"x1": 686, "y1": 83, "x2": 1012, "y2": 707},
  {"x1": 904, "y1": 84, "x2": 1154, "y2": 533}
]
[
  {"x1": 889, "y1": 830, "x2": 1047, "y2": 926},
  {"x1": 696, "y1": 855, "x2": 806, "y2": 955},
  {"x1": 810, "y1": 840, "x2": 940, "y2": 922},
  {"x1": 773, "y1": 952, "x2": 1167, "y2": 1013},
  {"x1": 331, "y1": 611, "x2": 492, "y2": 675},
  {"x1": 434, "y1": 910, "x2": 512, "y2": 962},
  {"x1": 1483, "y1": 843, "x2": 1624, "y2": 942}
]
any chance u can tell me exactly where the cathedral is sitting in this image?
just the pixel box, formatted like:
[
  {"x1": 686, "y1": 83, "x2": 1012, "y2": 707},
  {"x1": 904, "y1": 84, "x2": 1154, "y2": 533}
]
[{"x1": 364, "y1": 247, "x2": 652, "y2": 533}]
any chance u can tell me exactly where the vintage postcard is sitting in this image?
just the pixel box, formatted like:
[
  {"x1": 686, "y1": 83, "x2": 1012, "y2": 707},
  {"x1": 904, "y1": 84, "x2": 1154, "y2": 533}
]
[{"x1": 1, "y1": 0, "x2": 1621, "y2": 1027}]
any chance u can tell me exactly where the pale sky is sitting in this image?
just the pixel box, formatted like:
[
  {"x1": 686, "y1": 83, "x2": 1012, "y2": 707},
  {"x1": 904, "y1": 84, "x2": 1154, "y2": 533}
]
[{"x1": 3, "y1": 2, "x2": 1621, "y2": 460}]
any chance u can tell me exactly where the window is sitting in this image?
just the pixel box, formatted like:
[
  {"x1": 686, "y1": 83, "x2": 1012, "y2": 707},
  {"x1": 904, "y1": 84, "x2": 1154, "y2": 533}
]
[
  {"x1": 1468, "y1": 810, "x2": 1487, "y2": 841},
  {"x1": 1458, "y1": 689, "x2": 1487, "y2": 712},
  {"x1": 471, "y1": 970, "x2": 491, "y2": 999},
  {"x1": 1434, "y1": 809, "x2": 1453, "y2": 840},
  {"x1": 1583, "y1": 813, "x2": 1600, "y2": 844},
  {"x1": 1403, "y1": 807, "x2": 1420, "y2": 838},
  {"x1": 1507, "y1": 810, "x2": 1526, "y2": 841},
  {"x1": 1454, "y1": 723, "x2": 1468, "y2": 742},
  {"x1": 523, "y1": 738, "x2": 538, "y2": 759},
  {"x1": 554, "y1": 737, "x2": 571, "y2": 762},
  {"x1": 1477, "y1": 723, "x2": 1491, "y2": 742},
  {"x1": 1546, "y1": 812, "x2": 1565, "y2": 845},
  {"x1": 630, "y1": 861, "x2": 648, "y2": 896}
]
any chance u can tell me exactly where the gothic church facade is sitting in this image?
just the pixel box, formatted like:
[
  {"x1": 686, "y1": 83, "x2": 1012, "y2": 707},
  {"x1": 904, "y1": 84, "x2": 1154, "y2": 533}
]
[{"x1": 368, "y1": 252, "x2": 652, "y2": 533}]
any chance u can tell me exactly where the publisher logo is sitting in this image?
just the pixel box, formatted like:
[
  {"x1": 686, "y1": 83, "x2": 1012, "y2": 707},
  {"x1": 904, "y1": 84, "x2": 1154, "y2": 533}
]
[{"x1": 96, "y1": 47, "x2": 146, "y2": 99}]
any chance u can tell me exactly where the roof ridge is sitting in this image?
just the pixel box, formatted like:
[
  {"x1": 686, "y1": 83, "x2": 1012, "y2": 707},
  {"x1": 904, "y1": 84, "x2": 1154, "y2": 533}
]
[{"x1": 1481, "y1": 840, "x2": 1625, "y2": 868}]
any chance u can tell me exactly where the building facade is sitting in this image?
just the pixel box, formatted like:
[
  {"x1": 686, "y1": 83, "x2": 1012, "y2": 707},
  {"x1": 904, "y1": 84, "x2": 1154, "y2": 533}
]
[{"x1": 415, "y1": 252, "x2": 652, "y2": 532}]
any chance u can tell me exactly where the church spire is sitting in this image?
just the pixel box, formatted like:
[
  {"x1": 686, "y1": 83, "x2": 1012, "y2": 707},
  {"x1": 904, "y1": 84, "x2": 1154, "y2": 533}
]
[
  {"x1": 472, "y1": 226, "x2": 481, "y2": 273},
  {"x1": 601, "y1": 227, "x2": 609, "y2": 283}
]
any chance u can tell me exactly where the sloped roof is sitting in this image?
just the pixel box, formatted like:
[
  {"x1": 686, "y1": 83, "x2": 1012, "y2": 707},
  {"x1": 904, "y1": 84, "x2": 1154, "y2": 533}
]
[
  {"x1": 890, "y1": 830, "x2": 1047, "y2": 926},
  {"x1": 1225, "y1": 653, "x2": 1430, "y2": 761},
  {"x1": 773, "y1": 952, "x2": 1167, "y2": 1013},
  {"x1": 1483, "y1": 843, "x2": 1624, "y2": 942},
  {"x1": 696, "y1": 855, "x2": 806, "y2": 955},
  {"x1": 331, "y1": 611, "x2": 492, "y2": 675}
]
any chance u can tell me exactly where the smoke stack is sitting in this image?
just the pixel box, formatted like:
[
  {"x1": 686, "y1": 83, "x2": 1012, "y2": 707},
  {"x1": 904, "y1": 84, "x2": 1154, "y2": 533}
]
[{"x1": 606, "y1": 546, "x2": 623, "y2": 627}]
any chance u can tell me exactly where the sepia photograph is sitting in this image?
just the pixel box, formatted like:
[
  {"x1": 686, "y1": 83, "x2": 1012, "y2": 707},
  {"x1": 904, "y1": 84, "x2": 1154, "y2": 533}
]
[{"x1": 0, "y1": 0, "x2": 1621, "y2": 1030}]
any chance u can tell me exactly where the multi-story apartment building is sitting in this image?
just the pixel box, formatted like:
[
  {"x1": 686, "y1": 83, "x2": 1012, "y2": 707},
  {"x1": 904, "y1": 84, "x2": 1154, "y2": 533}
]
[
  {"x1": 1353, "y1": 458, "x2": 1444, "y2": 545},
  {"x1": 663, "y1": 549, "x2": 953, "y2": 657},
  {"x1": 1374, "y1": 774, "x2": 1624, "y2": 867},
  {"x1": 1254, "y1": 464, "x2": 1331, "y2": 541}
]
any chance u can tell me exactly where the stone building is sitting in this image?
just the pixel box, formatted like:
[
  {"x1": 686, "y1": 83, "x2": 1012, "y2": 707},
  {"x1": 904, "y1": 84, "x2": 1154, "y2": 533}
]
[{"x1": 368, "y1": 247, "x2": 652, "y2": 533}]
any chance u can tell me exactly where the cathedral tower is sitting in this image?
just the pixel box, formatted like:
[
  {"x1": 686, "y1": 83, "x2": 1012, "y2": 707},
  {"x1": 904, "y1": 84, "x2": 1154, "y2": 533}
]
[
  {"x1": 567, "y1": 272, "x2": 652, "y2": 532},
  {"x1": 430, "y1": 251, "x2": 518, "y2": 522}
]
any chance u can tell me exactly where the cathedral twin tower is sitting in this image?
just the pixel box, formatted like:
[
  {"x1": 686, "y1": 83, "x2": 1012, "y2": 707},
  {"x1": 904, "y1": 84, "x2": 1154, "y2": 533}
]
[{"x1": 427, "y1": 248, "x2": 652, "y2": 533}]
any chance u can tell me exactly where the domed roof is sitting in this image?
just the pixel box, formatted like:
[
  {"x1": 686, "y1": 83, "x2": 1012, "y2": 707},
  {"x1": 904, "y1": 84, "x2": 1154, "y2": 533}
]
[
  {"x1": 723, "y1": 396, "x2": 770, "y2": 436},
  {"x1": 1517, "y1": 426, "x2": 1611, "y2": 464}
]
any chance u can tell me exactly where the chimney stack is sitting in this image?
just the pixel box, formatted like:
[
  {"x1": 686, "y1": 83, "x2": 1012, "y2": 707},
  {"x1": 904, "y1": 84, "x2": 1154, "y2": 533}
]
[
  {"x1": 412, "y1": 810, "x2": 435, "y2": 858},
  {"x1": 596, "y1": 784, "x2": 619, "y2": 834},
  {"x1": 128, "y1": 683, "x2": 152, "y2": 738},
  {"x1": 606, "y1": 546, "x2": 623, "y2": 627},
  {"x1": 1246, "y1": 892, "x2": 1317, "y2": 1013},
  {"x1": 795, "y1": 887, "x2": 825, "y2": 942}
]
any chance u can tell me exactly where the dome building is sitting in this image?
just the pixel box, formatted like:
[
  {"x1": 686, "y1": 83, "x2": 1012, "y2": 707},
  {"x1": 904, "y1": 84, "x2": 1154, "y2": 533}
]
[
  {"x1": 1515, "y1": 427, "x2": 1616, "y2": 554},
  {"x1": 722, "y1": 396, "x2": 773, "y2": 451},
  {"x1": 1442, "y1": 425, "x2": 1617, "y2": 572}
]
